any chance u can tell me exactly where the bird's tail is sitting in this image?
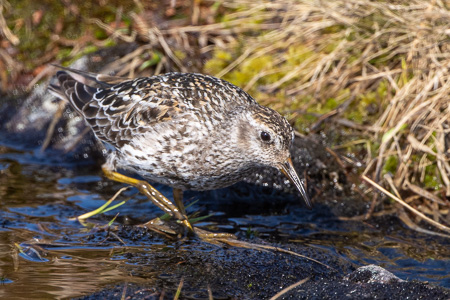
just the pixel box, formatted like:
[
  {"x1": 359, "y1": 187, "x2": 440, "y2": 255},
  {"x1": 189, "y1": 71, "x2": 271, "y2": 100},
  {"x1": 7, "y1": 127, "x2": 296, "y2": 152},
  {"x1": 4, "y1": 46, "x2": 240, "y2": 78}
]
[
  {"x1": 48, "y1": 65, "x2": 126, "y2": 114},
  {"x1": 48, "y1": 70, "x2": 99, "y2": 115}
]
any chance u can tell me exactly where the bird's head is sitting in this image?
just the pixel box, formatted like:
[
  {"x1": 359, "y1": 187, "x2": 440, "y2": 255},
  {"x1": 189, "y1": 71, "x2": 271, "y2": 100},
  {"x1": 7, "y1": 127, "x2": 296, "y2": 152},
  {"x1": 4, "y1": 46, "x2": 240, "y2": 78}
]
[{"x1": 235, "y1": 105, "x2": 312, "y2": 209}]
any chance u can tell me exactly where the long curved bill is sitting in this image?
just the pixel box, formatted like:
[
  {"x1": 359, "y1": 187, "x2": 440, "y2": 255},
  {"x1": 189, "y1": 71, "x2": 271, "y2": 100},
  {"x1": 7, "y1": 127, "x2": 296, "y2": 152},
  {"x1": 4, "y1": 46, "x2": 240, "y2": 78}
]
[{"x1": 279, "y1": 158, "x2": 312, "y2": 209}]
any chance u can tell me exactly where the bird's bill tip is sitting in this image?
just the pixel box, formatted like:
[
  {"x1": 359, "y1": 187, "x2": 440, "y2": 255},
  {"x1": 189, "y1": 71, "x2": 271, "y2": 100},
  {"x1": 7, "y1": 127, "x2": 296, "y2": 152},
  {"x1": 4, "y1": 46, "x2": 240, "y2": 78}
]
[{"x1": 279, "y1": 158, "x2": 312, "y2": 209}]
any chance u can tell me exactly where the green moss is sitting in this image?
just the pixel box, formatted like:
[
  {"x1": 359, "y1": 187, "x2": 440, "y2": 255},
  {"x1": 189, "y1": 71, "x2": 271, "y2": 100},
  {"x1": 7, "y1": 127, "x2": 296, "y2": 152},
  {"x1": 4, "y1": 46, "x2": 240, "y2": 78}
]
[
  {"x1": 103, "y1": 38, "x2": 117, "y2": 47},
  {"x1": 296, "y1": 88, "x2": 349, "y2": 117},
  {"x1": 294, "y1": 113, "x2": 317, "y2": 133},
  {"x1": 342, "y1": 83, "x2": 387, "y2": 124},
  {"x1": 423, "y1": 163, "x2": 441, "y2": 190},
  {"x1": 383, "y1": 155, "x2": 399, "y2": 175},
  {"x1": 94, "y1": 28, "x2": 108, "y2": 40},
  {"x1": 345, "y1": 31, "x2": 358, "y2": 42},
  {"x1": 284, "y1": 45, "x2": 314, "y2": 66},
  {"x1": 204, "y1": 47, "x2": 281, "y2": 95},
  {"x1": 345, "y1": 110, "x2": 363, "y2": 124},
  {"x1": 81, "y1": 45, "x2": 99, "y2": 55},
  {"x1": 219, "y1": 13, "x2": 234, "y2": 26},
  {"x1": 274, "y1": 90, "x2": 287, "y2": 104},
  {"x1": 288, "y1": 94, "x2": 318, "y2": 133},
  {"x1": 408, "y1": 155, "x2": 441, "y2": 190},
  {"x1": 426, "y1": 132, "x2": 438, "y2": 153},
  {"x1": 322, "y1": 24, "x2": 345, "y2": 34},
  {"x1": 321, "y1": 98, "x2": 339, "y2": 112},
  {"x1": 225, "y1": 54, "x2": 275, "y2": 87},
  {"x1": 290, "y1": 95, "x2": 312, "y2": 111},
  {"x1": 173, "y1": 50, "x2": 186, "y2": 60},
  {"x1": 347, "y1": 55, "x2": 359, "y2": 64},
  {"x1": 204, "y1": 49, "x2": 233, "y2": 75},
  {"x1": 56, "y1": 48, "x2": 73, "y2": 62},
  {"x1": 377, "y1": 80, "x2": 388, "y2": 98},
  {"x1": 139, "y1": 51, "x2": 162, "y2": 71},
  {"x1": 60, "y1": 44, "x2": 98, "y2": 66},
  {"x1": 370, "y1": 141, "x2": 380, "y2": 155},
  {"x1": 323, "y1": 41, "x2": 339, "y2": 54}
]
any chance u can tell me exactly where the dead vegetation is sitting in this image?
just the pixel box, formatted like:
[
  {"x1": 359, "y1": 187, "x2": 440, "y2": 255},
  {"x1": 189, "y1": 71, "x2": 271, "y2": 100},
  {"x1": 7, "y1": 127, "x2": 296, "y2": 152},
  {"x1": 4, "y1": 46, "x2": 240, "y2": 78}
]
[{"x1": 1, "y1": 0, "x2": 449, "y2": 236}]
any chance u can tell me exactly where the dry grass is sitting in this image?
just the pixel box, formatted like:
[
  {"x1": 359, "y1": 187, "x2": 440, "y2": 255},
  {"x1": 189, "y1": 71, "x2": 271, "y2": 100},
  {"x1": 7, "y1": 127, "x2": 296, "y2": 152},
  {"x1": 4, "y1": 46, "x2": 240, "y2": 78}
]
[
  {"x1": 2, "y1": 0, "x2": 449, "y2": 235},
  {"x1": 123, "y1": 0, "x2": 450, "y2": 236}
]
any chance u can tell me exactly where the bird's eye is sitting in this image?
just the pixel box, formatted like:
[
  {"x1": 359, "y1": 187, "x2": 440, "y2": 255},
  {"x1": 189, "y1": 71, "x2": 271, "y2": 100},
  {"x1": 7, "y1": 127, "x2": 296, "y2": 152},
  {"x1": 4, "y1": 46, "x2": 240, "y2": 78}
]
[{"x1": 260, "y1": 131, "x2": 271, "y2": 142}]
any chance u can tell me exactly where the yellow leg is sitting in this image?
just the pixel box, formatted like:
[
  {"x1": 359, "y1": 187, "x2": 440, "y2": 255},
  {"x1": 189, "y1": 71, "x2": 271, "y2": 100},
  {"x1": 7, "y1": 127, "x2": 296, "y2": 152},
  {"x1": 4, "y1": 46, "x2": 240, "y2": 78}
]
[
  {"x1": 173, "y1": 188, "x2": 186, "y2": 215},
  {"x1": 102, "y1": 165, "x2": 194, "y2": 233}
]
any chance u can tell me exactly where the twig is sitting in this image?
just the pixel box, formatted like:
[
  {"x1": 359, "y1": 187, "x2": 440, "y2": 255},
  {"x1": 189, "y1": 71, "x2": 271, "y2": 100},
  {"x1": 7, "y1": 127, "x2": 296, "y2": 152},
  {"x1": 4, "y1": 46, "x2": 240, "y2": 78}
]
[
  {"x1": 173, "y1": 277, "x2": 184, "y2": 300},
  {"x1": 269, "y1": 277, "x2": 310, "y2": 300},
  {"x1": 362, "y1": 175, "x2": 450, "y2": 233}
]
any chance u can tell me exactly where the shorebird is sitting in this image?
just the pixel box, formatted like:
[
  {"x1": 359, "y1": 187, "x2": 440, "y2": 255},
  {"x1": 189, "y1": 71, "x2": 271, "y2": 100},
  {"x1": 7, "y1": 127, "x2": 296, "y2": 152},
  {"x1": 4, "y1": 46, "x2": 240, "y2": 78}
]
[{"x1": 49, "y1": 66, "x2": 311, "y2": 236}]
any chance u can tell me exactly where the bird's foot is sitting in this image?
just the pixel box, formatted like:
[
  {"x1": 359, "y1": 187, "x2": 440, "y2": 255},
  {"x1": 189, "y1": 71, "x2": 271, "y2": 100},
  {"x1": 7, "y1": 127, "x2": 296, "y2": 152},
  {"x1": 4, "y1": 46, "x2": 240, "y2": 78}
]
[
  {"x1": 139, "y1": 217, "x2": 195, "y2": 239},
  {"x1": 193, "y1": 227, "x2": 237, "y2": 244},
  {"x1": 140, "y1": 217, "x2": 237, "y2": 242}
]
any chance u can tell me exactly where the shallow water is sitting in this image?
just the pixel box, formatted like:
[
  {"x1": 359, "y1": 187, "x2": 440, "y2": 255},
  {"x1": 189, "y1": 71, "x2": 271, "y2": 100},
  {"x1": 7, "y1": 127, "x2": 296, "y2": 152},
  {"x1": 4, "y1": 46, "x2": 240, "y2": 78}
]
[{"x1": 0, "y1": 144, "x2": 448, "y2": 299}]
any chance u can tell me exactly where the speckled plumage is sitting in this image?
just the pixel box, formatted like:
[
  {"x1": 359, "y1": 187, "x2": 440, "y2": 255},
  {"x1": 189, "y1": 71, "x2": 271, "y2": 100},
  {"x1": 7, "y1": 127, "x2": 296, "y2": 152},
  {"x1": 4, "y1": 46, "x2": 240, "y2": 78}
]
[{"x1": 50, "y1": 67, "x2": 311, "y2": 208}]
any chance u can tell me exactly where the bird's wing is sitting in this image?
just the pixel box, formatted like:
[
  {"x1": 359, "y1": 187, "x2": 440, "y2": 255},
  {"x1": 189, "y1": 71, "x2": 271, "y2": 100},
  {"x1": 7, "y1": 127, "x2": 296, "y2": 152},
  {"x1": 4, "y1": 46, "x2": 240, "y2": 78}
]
[{"x1": 50, "y1": 68, "x2": 256, "y2": 148}]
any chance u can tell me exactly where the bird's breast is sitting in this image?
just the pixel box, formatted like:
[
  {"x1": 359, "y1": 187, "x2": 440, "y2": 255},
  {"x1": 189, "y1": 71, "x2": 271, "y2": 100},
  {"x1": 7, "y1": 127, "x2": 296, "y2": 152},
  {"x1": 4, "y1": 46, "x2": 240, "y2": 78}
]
[{"x1": 114, "y1": 130, "x2": 250, "y2": 191}]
